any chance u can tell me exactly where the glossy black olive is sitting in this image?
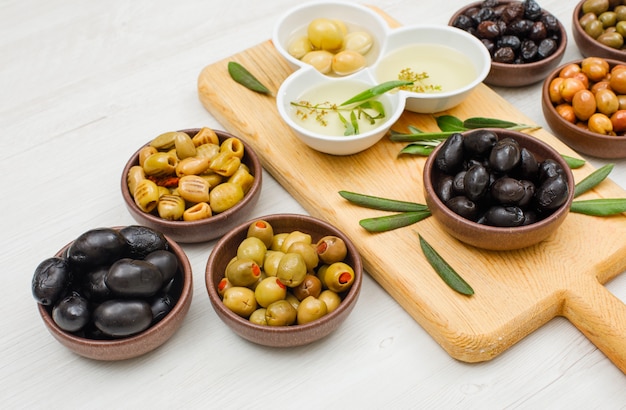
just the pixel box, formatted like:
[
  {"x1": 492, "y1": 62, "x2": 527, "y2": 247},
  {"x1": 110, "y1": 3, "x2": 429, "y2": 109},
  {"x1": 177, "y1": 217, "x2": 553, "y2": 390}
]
[
  {"x1": 491, "y1": 177, "x2": 526, "y2": 205},
  {"x1": 32, "y1": 257, "x2": 71, "y2": 306},
  {"x1": 489, "y1": 138, "x2": 521, "y2": 173},
  {"x1": 452, "y1": 14, "x2": 474, "y2": 31},
  {"x1": 524, "y1": 0, "x2": 543, "y2": 20},
  {"x1": 144, "y1": 250, "x2": 178, "y2": 284},
  {"x1": 452, "y1": 171, "x2": 467, "y2": 194},
  {"x1": 93, "y1": 299, "x2": 153, "y2": 337},
  {"x1": 537, "y1": 38, "x2": 557, "y2": 59},
  {"x1": 105, "y1": 258, "x2": 164, "y2": 297},
  {"x1": 538, "y1": 158, "x2": 564, "y2": 181},
  {"x1": 477, "y1": 21, "x2": 502, "y2": 39},
  {"x1": 484, "y1": 206, "x2": 525, "y2": 227},
  {"x1": 522, "y1": 209, "x2": 539, "y2": 225},
  {"x1": 81, "y1": 266, "x2": 112, "y2": 302},
  {"x1": 498, "y1": 35, "x2": 521, "y2": 51},
  {"x1": 119, "y1": 225, "x2": 168, "y2": 259},
  {"x1": 535, "y1": 174, "x2": 569, "y2": 211},
  {"x1": 52, "y1": 291, "x2": 90, "y2": 333},
  {"x1": 493, "y1": 47, "x2": 515, "y2": 63},
  {"x1": 464, "y1": 164, "x2": 490, "y2": 201},
  {"x1": 520, "y1": 39, "x2": 538, "y2": 61},
  {"x1": 529, "y1": 21, "x2": 547, "y2": 41},
  {"x1": 435, "y1": 133, "x2": 465, "y2": 174},
  {"x1": 150, "y1": 293, "x2": 174, "y2": 324},
  {"x1": 517, "y1": 148, "x2": 539, "y2": 180},
  {"x1": 508, "y1": 19, "x2": 533, "y2": 36},
  {"x1": 67, "y1": 228, "x2": 127, "y2": 268},
  {"x1": 463, "y1": 129, "x2": 498, "y2": 156},
  {"x1": 436, "y1": 175, "x2": 455, "y2": 203},
  {"x1": 446, "y1": 196, "x2": 479, "y2": 221},
  {"x1": 518, "y1": 180, "x2": 536, "y2": 208}
]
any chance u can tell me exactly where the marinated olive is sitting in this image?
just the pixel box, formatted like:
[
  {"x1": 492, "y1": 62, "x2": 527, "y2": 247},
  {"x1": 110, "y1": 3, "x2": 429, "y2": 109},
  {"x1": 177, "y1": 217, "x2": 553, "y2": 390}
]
[
  {"x1": 316, "y1": 235, "x2": 347, "y2": 264},
  {"x1": 52, "y1": 291, "x2": 90, "y2": 333},
  {"x1": 276, "y1": 252, "x2": 307, "y2": 287},
  {"x1": 237, "y1": 236, "x2": 267, "y2": 267},
  {"x1": 32, "y1": 257, "x2": 71, "y2": 306},
  {"x1": 67, "y1": 228, "x2": 127, "y2": 268},
  {"x1": 105, "y1": 258, "x2": 164, "y2": 298},
  {"x1": 226, "y1": 258, "x2": 262, "y2": 287},
  {"x1": 93, "y1": 299, "x2": 153, "y2": 337},
  {"x1": 318, "y1": 290, "x2": 341, "y2": 313},
  {"x1": 297, "y1": 296, "x2": 328, "y2": 325},
  {"x1": 254, "y1": 277, "x2": 287, "y2": 308},
  {"x1": 246, "y1": 219, "x2": 274, "y2": 248},
  {"x1": 292, "y1": 274, "x2": 323, "y2": 301},
  {"x1": 209, "y1": 182, "x2": 244, "y2": 213},
  {"x1": 265, "y1": 299, "x2": 297, "y2": 326},
  {"x1": 322, "y1": 262, "x2": 355, "y2": 293}
]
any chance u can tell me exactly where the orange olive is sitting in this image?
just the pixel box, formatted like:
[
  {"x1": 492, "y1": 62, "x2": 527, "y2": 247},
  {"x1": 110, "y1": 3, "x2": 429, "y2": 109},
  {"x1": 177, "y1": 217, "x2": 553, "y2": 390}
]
[
  {"x1": 581, "y1": 57, "x2": 610, "y2": 82},
  {"x1": 559, "y1": 63, "x2": 582, "y2": 78},
  {"x1": 549, "y1": 77, "x2": 565, "y2": 104},
  {"x1": 609, "y1": 67, "x2": 626, "y2": 94},
  {"x1": 588, "y1": 112, "x2": 615, "y2": 135},
  {"x1": 595, "y1": 88, "x2": 620, "y2": 115},
  {"x1": 611, "y1": 109, "x2": 626, "y2": 132},
  {"x1": 555, "y1": 103, "x2": 577, "y2": 123},
  {"x1": 590, "y1": 80, "x2": 611, "y2": 94},
  {"x1": 559, "y1": 77, "x2": 586, "y2": 102},
  {"x1": 572, "y1": 89, "x2": 597, "y2": 121}
]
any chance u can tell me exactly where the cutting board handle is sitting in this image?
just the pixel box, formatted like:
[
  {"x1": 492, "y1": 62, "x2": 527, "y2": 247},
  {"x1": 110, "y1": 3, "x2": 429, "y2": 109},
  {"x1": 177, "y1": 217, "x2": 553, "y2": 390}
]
[{"x1": 563, "y1": 277, "x2": 626, "y2": 373}]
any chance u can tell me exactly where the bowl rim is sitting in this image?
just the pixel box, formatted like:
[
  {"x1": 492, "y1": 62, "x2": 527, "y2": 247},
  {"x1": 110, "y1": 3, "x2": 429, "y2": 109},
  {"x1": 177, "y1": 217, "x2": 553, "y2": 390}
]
[
  {"x1": 541, "y1": 57, "x2": 626, "y2": 144},
  {"x1": 37, "y1": 227, "x2": 193, "y2": 356},
  {"x1": 120, "y1": 128, "x2": 262, "y2": 229},
  {"x1": 448, "y1": 0, "x2": 568, "y2": 70},
  {"x1": 423, "y1": 129, "x2": 575, "y2": 238},
  {"x1": 205, "y1": 213, "x2": 363, "y2": 337},
  {"x1": 572, "y1": 0, "x2": 626, "y2": 59}
]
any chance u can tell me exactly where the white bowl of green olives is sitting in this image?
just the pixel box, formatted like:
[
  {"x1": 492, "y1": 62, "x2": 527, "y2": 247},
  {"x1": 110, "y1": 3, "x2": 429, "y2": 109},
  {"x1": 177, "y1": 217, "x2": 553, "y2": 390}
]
[
  {"x1": 205, "y1": 214, "x2": 362, "y2": 347},
  {"x1": 33, "y1": 226, "x2": 193, "y2": 361},
  {"x1": 423, "y1": 129, "x2": 575, "y2": 251},
  {"x1": 121, "y1": 127, "x2": 262, "y2": 243}
]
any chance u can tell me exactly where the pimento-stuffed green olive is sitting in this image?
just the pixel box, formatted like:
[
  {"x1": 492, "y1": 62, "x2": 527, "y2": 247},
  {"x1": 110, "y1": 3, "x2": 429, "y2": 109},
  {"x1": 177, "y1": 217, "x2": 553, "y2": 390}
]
[
  {"x1": 246, "y1": 219, "x2": 274, "y2": 248},
  {"x1": 236, "y1": 237, "x2": 267, "y2": 267},
  {"x1": 322, "y1": 262, "x2": 355, "y2": 293},
  {"x1": 276, "y1": 252, "x2": 307, "y2": 287},
  {"x1": 226, "y1": 258, "x2": 262, "y2": 287},
  {"x1": 254, "y1": 277, "x2": 287, "y2": 308}
]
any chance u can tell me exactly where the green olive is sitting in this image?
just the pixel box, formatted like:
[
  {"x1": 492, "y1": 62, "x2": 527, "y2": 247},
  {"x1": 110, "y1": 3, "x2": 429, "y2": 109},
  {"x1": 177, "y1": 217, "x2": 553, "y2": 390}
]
[
  {"x1": 143, "y1": 152, "x2": 177, "y2": 177},
  {"x1": 263, "y1": 250, "x2": 285, "y2": 277},
  {"x1": 157, "y1": 194, "x2": 186, "y2": 221},
  {"x1": 342, "y1": 31, "x2": 373, "y2": 55},
  {"x1": 237, "y1": 236, "x2": 267, "y2": 267},
  {"x1": 616, "y1": 5, "x2": 626, "y2": 21},
  {"x1": 318, "y1": 290, "x2": 341, "y2": 313},
  {"x1": 249, "y1": 308, "x2": 268, "y2": 325},
  {"x1": 582, "y1": 0, "x2": 610, "y2": 15},
  {"x1": 316, "y1": 235, "x2": 347, "y2": 264},
  {"x1": 217, "y1": 277, "x2": 232, "y2": 297},
  {"x1": 288, "y1": 36, "x2": 313, "y2": 59},
  {"x1": 599, "y1": 11, "x2": 618, "y2": 28},
  {"x1": 222, "y1": 286, "x2": 257, "y2": 318},
  {"x1": 209, "y1": 182, "x2": 244, "y2": 213},
  {"x1": 285, "y1": 293, "x2": 300, "y2": 311},
  {"x1": 270, "y1": 233, "x2": 288, "y2": 251},
  {"x1": 265, "y1": 299, "x2": 297, "y2": 326},
  {"x1": 149, "y1": 131, "x2": 178, "y2": 150},
  {"x1": 331, "y1": 50, "x2": 366, "y2": 76},
  {"x1": 322, "y1": 262, "x2": 355, "y2": 293},
  {"x1": 276, "y1": 252, "x2": 307, "y2": 287},
  {"x1": 292, "y1": 274, "x2": 322, "y2": 301},
  {"x1": 133, "y1": 179, "x2": 160, "y2": 213},
  {"x1": 598, "y1": 31, "x2": 625, "y2": 48},
  {"x1": 579, "y1": 12, "x2": 598, "y2": 29},
  {"x1": 279, "y1": 230, "x2": 312, "y2": 253},
  {"x1": 225, "y1": 258, "x2": 262, "y2": 287},
  {"x1": 301, "y1": 50, "x2": 334, "y2": 74},
  {"x1": 617, "y1": 20, "x2": 626, "y2": 37},
  {"x1": 174, "y1": 131, "x2": 197, "y2": 160},
  {"x1": 286, "y1": 241, "x2": 319, "y2": 271},
  {"x1": 254, "y1": 277, "x2": 287, "y2": 308},
  {"x1": 178, "y1": 175, "x2": 211, "y2": 203},
  {"x1": 585, "y1": 19, "x2": 605, "y2": 38},
  {"x1": 296, "y1": 296, "x2": 328, "y2": 325},
  {"x1": 307, "y1": 18, "x2": 344, "y2": 51},
  {"x1": 246, "y1": 220, "x2": 274, "y2": 248}
]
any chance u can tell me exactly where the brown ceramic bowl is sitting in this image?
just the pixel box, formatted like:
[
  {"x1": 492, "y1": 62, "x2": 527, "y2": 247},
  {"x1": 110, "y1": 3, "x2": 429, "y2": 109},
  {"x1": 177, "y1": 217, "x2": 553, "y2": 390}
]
[
  {"x1": 205, "y1": 214, "x2": 362, "y2": 347},
  {"x1": 449, "y1": 0, "x2": 567, "y2": 87},
  {"x1": 36, "y1": 227, "x2": 193, "y2": 360},
  {"x1": 121, "y1": 128, "x2": 262, "y2": 243},
  {"x1": 541, "y1": 58, "x2": 626, "y2": 158},
  {"x1": 572, "y1": 0, "x2": 626, "y2": 61},
  {"x1": 423, "y1": 129, "x2": 574, "y2": 251}
]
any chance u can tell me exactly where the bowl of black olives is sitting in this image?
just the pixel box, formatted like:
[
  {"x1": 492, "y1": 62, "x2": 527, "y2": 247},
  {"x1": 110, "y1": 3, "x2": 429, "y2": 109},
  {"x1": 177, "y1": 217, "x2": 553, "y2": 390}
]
[
  {"x1": 32, "y1": 226, "x2": 193, "y2": 360},
  {"x1": 121, "y1": 127, "x2": 263, "y2": 243},
  {"x1": 423, "y1": 129, "x2": 574, "y2": 251},
  {"x1": 573, "y1": 0, "x2": 626, "y2": 61},
  {"x1": 205, "y1": 214, "x2": 362, "y2": 347},
  {"x1": 449, "y1": 0, "x2": 567, "y2": 87}
]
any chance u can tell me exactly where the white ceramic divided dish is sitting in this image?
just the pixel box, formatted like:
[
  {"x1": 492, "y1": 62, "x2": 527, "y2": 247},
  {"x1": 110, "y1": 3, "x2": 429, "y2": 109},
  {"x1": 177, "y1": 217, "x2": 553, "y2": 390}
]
[
  {"x1": 276, "y1": 68, "x2": 405, "y2": 156},
  {"x1": 272, "y1": 1, "x2": 389, "y2": 72}
]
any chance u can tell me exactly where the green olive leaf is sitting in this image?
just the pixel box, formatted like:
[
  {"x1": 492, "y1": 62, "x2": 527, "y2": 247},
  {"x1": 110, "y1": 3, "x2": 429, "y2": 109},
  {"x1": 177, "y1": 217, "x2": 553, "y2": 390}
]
[
  {"x1": 340, "y1": 80, "x2": 412, "y2": 106},
  {"x1": 570, "y1": 198, "x2": 626, "y2": 216},
  {"x1": 562, "y1": 154, "x2": 586, "y2": 169},
  {"x1": 436, "y1": 115, "x2": 466, "y2": 132},
  {"x1": 399, "y1": 144, "x2": 436, "y2": 156},
  {"x1": 574, "y1": 163, "x2": 614, "y2": 198},
  {"x1": 227, "y1": 61, "x2": 271, "y2": 95},
  {"x1": 417, "y1": 233, "x2": 474, "y2": 296},
  {"x1": 339, "y1": 190, "x2": 429, "y2": 212},
  {"x1": 359, "y1": 211, "x2": 431, "y2": 232}
]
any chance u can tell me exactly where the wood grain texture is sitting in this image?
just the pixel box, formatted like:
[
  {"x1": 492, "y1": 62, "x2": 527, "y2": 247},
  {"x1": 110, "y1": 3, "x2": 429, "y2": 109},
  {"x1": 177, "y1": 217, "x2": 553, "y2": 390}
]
[{"x1": 198, "y1": 17, "x2": 626, "y2": 372}]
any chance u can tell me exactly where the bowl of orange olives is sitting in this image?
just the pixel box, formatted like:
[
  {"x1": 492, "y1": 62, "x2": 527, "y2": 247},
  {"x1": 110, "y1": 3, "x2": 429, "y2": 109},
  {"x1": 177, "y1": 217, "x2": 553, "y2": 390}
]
[
  {"x1": 205, "y1": 214, "x2": 362, "y2": 347},
  {"x1": 542, "y1": 57, "x2": 626, "y2": 158},
  {"x1": 572, "y1": 0, "x2": 626, "y2": 61},
  {"x1": 121, "y1": 127, "x2": 263, "y2": 243}
]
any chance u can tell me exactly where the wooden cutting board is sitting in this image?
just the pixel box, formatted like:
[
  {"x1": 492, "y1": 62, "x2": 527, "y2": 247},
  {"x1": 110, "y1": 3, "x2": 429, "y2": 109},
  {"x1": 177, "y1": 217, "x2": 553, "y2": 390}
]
[{"x1": 197, "y1": 9, "x2": 626, "y2": 372}]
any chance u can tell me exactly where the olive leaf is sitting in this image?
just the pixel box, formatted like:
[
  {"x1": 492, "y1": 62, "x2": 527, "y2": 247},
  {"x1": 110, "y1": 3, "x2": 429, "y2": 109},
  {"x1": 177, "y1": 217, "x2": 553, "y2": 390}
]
[
  {"x1": 227, "y1": 61, "x2": 271, "y2": 95},
  {"x1": 561, "y1": 155, "x2": 586, "y2": 169},
  {"x1": 340, "y1": 80, "x2": 412, "y2": 106},
  {"x1": 417, "y1": 233, "x2": 474, "y2": 296},
  {"x1": 570, "y1": 198, "x2": 626, "y2": 216},
  {"x1": 574, "y1": 163, "x2": 614, "y2": 197},
  {"x1": 436, "y1": 115, "x2": 466, "y2": 132},
  {"x1": 339, "y1": 190, "x2": 428, "y2": 212},
  {"x1": 359, "y1": 211, "x2": 431, "y2": 232}
]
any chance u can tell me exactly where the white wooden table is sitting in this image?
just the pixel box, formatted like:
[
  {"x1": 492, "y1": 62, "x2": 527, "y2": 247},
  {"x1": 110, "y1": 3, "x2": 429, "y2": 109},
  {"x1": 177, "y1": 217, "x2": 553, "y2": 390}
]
[{"x1": 3, "y1": 0, "x2": 626, "y2": 407}]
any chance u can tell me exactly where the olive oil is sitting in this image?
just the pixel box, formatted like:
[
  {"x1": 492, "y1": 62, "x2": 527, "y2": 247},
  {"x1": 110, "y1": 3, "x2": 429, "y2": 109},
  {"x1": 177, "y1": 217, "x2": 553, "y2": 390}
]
[{"x1": 375, "y1": 43, "x2": 477, "y2": 92}]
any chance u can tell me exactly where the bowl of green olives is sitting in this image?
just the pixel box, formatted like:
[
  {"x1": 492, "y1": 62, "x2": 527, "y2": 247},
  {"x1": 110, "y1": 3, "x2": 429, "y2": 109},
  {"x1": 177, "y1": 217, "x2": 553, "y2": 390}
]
[
  {"x1": 449, "y1": 0, "x2": 567, "y2": 87},
  {"x1": 573, "y1": 0, "x2": 626, "y2": 61},
  {"x1": 32, "y1": 226, "x2": 193, "y2": 360},
  {"x1": 423, "y1": 129, "x2": 575, "y2": 251},
  {"x1": 541, "y1": 57, "x2": 626, "y2": 158},
  {"x1": 205, "y1": 214, "x2": 362, "y2": 347},
  {"x1": 121, "y1": 127, "x2": 263, "y2": 243}
]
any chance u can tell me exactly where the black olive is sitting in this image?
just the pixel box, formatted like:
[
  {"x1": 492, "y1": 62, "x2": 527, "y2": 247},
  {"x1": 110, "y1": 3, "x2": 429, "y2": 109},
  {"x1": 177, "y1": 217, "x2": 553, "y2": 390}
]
[
  {"x1": 32, "y1": 257, "x2": 72, "y2": 306},
  {"x1": 541, "y1": 13, "x2": 560, "y2": 33},
  {"x1": 105, "y1": 258, "x2": 164, "y2": 298},
  {"x1": 491, "y1": 177, "x2": 526, "y2": 205},
  {"x1": 93, "y1": 299, "x2": 153, "y2": 337},
  {"x1": 535, "y1": 174, "x2": 569, "y2": 211},
  {"x1": 537, "y1": 38, "x2": 557, "y2": 59},
  {"x1": 452, "y1": 170, "x2": 467, "y2": 195},
  {"x1": 524, "y1": 0, "x2": 543, "y2": 21},
  {"x1": 498, "y1": 35, "x2": 522, "y2": 51},
  {"x1": 144, "y1": 250, "x2": 179, "y2": 284},
  {"x1": 520, "y1": 39, "x2": 538, "y2": 61},
  {"x1": 481, "y1": 39, "x2": 496, "y2": 55},
  {"x1": 502, "y1": 2, "x2": 525, "y2": 23},
  {"x1": 81, "y1": 266, "x2": 112, "y2": 302},
  {"x1": 67, "y1": 228, "x2": 127, "y2": 268},
  {"x1": 52, "y1": 291, "x2": 90, "y2": 333},
  {"x1": 446, "y1": 196, "x2": 479, "y2": 221},
  {"x1": 464, "y1": 164, "x2": 491, "y2": 201},
  {"x1": 435, "y1": 133, "x2": 465, "y2": 174},
  {"x1": 507, "y1": 19, "x2": 533, "y2": 36},
  {"x1": 484, "y1": 206, "x2": 525, "y2": 227},
  {"x1": 474, "y1": 6, "x2": 496, "y2": 24},
  {"x1": 436, "y1": 175, "x2": 455, "y2": 203},
  {"x1": 517, "y1": 147, "x2": 539, "y2": 180},
  {"x1": 538, "y1": 158, "x2": 564, "y2": 181},
  {"x1": 463, "y1": 129, "x2": 498, "y2": 156},
  {"x1": 518, "y1": 180, "x2": 536, "y2": 208},
  {"x1": 477, "y1": 20, "x2": 501, "y2": 39},
  {"x1": 453, "y1": 14, "x2": 475, "y2": 31},
  {"x1": 120, "y1": 225, "x2": 168, "y2": 259},
  {"x1": 489, "y1": 138, "x2": 521, "y2": 172},
  {"x1": 529, "y1": 21, "x2": 547, "y2": 41},
  {"x1": 493, "y1": 46, "x2": 515, "y2": 63},
  {"x1": 150, "y1": 293, "x2": 174, "y2": 324}
]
